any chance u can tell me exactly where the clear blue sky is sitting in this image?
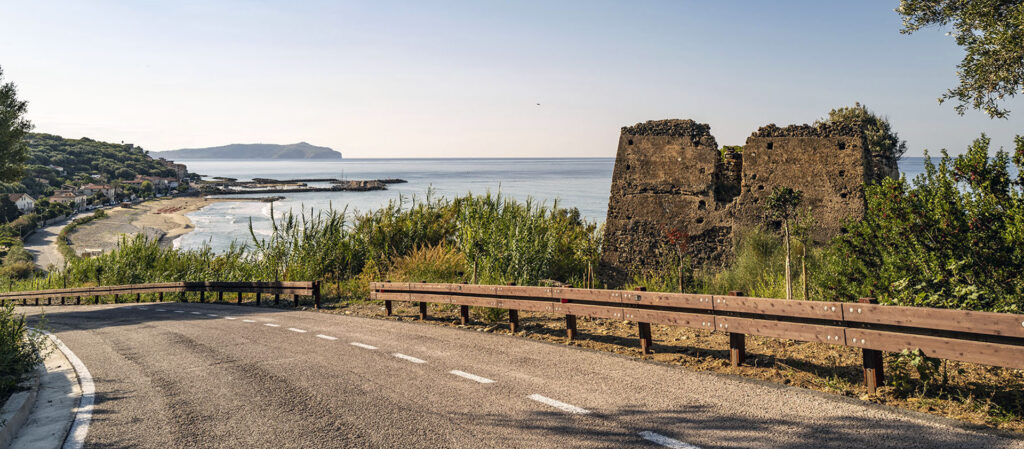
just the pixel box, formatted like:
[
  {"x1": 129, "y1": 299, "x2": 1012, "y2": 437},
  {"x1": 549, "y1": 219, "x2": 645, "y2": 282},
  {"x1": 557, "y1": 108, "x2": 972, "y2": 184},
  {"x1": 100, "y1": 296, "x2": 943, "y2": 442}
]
[{"x1": 2, "y1": 0, "x2": 1021, "y2": 158}]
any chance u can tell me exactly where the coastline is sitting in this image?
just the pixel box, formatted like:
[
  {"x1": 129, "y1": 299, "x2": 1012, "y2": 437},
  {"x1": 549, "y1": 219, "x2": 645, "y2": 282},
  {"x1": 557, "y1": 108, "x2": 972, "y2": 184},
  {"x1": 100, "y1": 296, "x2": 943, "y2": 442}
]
[{"x1": 65, "y1": 196, "x2": 248, "y2": 256}]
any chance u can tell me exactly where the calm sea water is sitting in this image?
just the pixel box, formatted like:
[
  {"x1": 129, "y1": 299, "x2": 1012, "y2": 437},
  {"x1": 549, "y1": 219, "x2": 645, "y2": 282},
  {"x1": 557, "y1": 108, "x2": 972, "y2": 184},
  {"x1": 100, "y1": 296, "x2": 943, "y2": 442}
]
[{"x1": 176, "y1": 157, "x2": 932, "y2": 251}]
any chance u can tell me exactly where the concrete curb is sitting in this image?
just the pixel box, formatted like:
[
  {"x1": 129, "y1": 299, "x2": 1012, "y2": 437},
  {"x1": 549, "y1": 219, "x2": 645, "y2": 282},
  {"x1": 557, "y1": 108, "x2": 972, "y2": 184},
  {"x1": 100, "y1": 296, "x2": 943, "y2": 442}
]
[{"x1": 0, "y1": 364, "x2": 43, "y2": 449}]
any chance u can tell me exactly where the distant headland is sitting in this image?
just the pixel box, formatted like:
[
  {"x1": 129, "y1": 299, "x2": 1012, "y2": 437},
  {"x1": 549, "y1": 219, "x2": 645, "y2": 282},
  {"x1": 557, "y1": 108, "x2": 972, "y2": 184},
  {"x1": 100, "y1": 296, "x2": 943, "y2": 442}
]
[{"x1": 151, "y1": 142, "x2": 342, "y2": 160}]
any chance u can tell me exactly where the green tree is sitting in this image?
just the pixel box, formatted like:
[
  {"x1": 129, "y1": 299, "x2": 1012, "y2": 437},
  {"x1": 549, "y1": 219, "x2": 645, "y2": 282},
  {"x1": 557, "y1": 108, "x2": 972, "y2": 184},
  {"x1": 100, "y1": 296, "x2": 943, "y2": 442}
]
[
  {"x1": 818, "y1": 103, "x2": 907, "y2": 180},
  {"x1": 820, "y1": 134, "x2": 1024, "y2": 312},
  {"x1": 140, "y1": 180, "x2": 154, "y2": 198},
  {"x1": 765, "y1": 187, "x2": 803, "y2": 300},
  {"x1": 897, "y1": 0, "x2": 1024, "y2": 118},
  {"x1": 0, "y1": 67, "x2": 31, "y2": 182}
]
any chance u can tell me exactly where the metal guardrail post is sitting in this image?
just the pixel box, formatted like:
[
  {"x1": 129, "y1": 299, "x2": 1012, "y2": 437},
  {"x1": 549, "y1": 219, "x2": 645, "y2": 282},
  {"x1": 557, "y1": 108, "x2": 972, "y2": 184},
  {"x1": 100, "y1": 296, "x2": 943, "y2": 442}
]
[
  {"x1": 564, "y1": 285, "x2": 577, "y2": 341},
  {"x1": 635, "y1": 287, "x2": 653, "y2": 354},
  {"x1": 418, "y1": 280, "x2": 428, "y2": 320},
  {"x1": 859, "y1": 297, "x2": 885, "y2": 393},
  {"x1": 384, "y1": 280, "x2": 393, "y2": 316},
  {"x1": 313, "y1": 281, "x2": 321, "y2": 309},
  {"x1": 237, "y1": 291, "x2": 242, "y2": 305},
  {"x1": 728, "y1": 290, "x2": 746, "y2": 367},
  {"x1": 274, "y1": 293, "x2": 280, "y2": 305},
  {"x1": 136, "y1": 293, "x2": 141, "y2": 303},
  {"x1": 218, "y1": 291, "x2": 224, "y2": 302},
  {"x1": 200, "y1": 291, "x2": 206, "y2": 303},
  {"x1": 256, "y1": 291, "x2": 261, "y2": 305},
  {"x1": 158, "y1": 292, "x2": 164, "y2": 302},
  {"x1": 508, "y1": 283, "x2": 520, "y2": 333}
]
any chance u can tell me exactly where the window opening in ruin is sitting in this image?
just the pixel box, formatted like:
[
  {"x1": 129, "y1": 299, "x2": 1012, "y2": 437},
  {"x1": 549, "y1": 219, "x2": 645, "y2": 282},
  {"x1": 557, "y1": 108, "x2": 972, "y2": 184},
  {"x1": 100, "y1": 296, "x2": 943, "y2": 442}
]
[
  {"x1": 766, "y1": 141, "x2": 774, "y2": 150},
  {"x1": 628, "y1": 139, "x2": 634, "y2": 145},
  {"x1": 698, "y1": 200, "x2": 707, "y2": 210},
  {"x1": 838, "y1": 170, "x2": 845, "y2": 178},
  {"x1": 838, "y1": 142, "x2": 846, "y2": 150}
]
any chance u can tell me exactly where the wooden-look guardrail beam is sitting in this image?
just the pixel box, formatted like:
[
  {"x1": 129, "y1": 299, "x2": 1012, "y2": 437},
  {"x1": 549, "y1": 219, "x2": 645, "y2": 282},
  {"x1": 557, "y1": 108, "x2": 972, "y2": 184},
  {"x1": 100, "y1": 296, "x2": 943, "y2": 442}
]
[
  {"x1": 3, "y1": 281, "x2": 321, "y2": 309},
  {"x1": 370, "y1": 282, "x2": 1024, "y2": 393}
]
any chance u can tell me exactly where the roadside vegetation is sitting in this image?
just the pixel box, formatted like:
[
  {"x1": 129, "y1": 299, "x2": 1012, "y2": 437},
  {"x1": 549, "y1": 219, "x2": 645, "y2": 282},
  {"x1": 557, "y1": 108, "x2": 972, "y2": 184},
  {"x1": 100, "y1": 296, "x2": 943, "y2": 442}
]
[{"x1": 0, "y1": 302, "x2": 48, "y2": 403}]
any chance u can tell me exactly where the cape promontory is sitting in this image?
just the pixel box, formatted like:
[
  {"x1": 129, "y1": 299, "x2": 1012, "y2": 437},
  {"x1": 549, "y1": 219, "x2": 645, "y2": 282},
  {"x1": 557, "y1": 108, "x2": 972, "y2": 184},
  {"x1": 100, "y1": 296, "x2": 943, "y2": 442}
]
[{"x1": 151, "y1": 142, "x2": 342, "y2": 160}]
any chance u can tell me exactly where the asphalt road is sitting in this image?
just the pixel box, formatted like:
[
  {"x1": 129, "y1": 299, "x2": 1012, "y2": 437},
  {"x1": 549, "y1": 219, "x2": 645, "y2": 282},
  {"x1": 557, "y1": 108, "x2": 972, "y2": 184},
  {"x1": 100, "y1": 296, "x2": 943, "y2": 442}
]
[
  {"x1": 24, "y1": 212, "x2": 90, "y2": 270},
  {"x1": 17, "y1": 303, "x2": 1024, "y2": 449}
]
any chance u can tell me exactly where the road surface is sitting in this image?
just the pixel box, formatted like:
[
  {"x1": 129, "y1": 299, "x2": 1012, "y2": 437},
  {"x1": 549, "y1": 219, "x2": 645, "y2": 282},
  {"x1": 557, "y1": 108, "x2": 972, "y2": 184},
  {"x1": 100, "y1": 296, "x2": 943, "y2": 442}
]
[
  {"x1": 17, "y1": 303, "x2": 1023, "y2": 448},
  {"x1": 24, "y1": 212, "x2": 89, "y2": 270}
]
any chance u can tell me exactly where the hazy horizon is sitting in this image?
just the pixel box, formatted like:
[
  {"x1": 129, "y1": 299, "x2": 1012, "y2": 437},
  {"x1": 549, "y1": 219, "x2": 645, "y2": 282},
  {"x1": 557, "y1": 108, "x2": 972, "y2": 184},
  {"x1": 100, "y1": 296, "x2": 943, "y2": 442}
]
[{"x1": 4, "y1": 1, "x2": 1023, "y2": 158}]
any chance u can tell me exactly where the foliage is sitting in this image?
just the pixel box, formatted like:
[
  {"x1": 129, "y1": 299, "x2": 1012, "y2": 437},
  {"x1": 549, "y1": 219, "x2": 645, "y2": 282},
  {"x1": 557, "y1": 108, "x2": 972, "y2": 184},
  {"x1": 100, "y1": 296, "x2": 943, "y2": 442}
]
[
  {"x1": 388, "y1": 245, "x2": 468, "y2": 283},
  {"x1": 818, "y1": 103, "x2": 907, "y2": 162},
  {"x1": 765, "y1": 187, "x2": 803, "y2": 222},
  {"x1": 888, "y1": 349, "x2": 943, "y2": 397},
  {"x1": 897, "y1": 0, "x2": 1024, "y2": 119},
  {"x1": 5, "y1": 133, "x2": 177, "y2": 198},
  {"x1": 0, "y1": 302, "x2": 48, "y2": 401},
  {"x1": 818, "y1": 134, "x2": 1024, "y2": 312},
  {"x1": 0, "y1": 66, "x2": 31, "y2": 183}
]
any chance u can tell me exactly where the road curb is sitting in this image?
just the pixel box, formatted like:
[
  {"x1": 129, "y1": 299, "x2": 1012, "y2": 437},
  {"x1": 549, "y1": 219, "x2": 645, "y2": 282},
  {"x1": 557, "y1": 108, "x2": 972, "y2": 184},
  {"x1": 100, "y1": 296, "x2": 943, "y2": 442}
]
[{"x1": 0, "y1": 363, "x2": 43, "y2": 449}]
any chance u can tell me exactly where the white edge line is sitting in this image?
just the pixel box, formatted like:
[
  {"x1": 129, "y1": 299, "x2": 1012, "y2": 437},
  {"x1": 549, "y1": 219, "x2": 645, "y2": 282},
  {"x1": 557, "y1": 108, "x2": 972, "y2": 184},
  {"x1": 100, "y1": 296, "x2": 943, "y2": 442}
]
[
  {"x1": 527, "y1": 394, "x2": 590, "y2": 414},
  {"x1": 264, "y1": 323, "x2": 280, "y2": 327},
  {"x1": 224, "y1": 317, "x2": 237, "y2": 320},
  {"x1": 33, "y1": 329, "x2": 93, "y2": 449},
  {"x1": 350, "y1": 342, "x2": 377, "y2": 350},
  {"x1": 287, "y1": 328, "x2": 307, "y2": 333},
  {"x1": 242, "y1": 319, "x2": 256, "y2": 323},
  {"x1": 316, "y1": 334, "x2": 338, "y2": 341},
  {"x1": 638, "y1": 431, "x2": 701, "y2": 449},
  {"x1": 392, "y1": 353, "x2": 426, "y2": 364},
  {"x1": 449, "y1": 370, "x2": 495, "y2": 384}
]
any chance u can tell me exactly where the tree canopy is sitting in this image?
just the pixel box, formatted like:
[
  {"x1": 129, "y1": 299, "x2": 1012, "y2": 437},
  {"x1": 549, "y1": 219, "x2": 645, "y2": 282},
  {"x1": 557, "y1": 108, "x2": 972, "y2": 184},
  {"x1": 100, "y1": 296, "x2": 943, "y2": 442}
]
[
  {"x1": 897, "y1": 0, "x2": 1024, "y2": 118},
  {"x1": 0, "y1": 67, "x2": 31, "y2": 183}
]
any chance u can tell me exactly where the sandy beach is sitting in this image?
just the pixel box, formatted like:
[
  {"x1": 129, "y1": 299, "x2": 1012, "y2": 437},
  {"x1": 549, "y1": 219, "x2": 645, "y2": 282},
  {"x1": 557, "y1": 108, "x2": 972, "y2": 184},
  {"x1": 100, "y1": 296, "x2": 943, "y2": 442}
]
[{"x1": 65, "y1": 196, "x2": 249, "y2": 256}]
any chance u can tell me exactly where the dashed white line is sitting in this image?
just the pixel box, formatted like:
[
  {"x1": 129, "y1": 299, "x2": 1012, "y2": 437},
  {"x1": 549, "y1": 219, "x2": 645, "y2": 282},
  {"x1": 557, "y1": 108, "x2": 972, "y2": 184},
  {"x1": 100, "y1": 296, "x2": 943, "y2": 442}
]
[
  {"x1": 264, "y1": 323, "x2": 281, "y2": 327},
  {"x1": 638, "y1": 431, "x2": 701, "y2": 448},
  {"x1": 224, "y1": 317, "x2": 237, "y2": 320},
  {"x1": 138, "y1": 307, "x2": 148, "y2": 310},
  {"x1": 207, "y1": 314, "x2": 218, "y2": 317},
  {"x1": 156, "y1": 309, "x2": 166, "y2": 311},
  {"x1": 190, "y1": 311, "x2": 201, "y2": 315},
  {"x1": 449, "y1": 370, "x2": 495, "y2": 384},
  {"x1": 316, "y1": 334, "x2": 338, "y2": 341},
  {"x1": 392, "y1": 353, "x2": 426, "y2": 364},
  {"x1": 527, "y1": 394, "x2": 590, "y2": 414},
  {"x1": 350, "y1": 342, "x2": 377, "y2": 350},
  {"x1": 288, "y1": 328, "x2": 307, "y2": 333},
  {"x1": 242, "y1": 319, "x2": 256, "y2": 323},
  {"x1": 174, "y1": 311, "x2": 184, "y2": 313}
]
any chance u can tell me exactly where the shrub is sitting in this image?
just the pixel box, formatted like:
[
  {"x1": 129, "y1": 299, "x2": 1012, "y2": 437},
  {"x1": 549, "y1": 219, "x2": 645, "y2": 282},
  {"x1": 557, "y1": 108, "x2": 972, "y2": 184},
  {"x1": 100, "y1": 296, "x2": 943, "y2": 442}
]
[
  {"x1": 0, "y1": 303, "x2": 48, "y2": 401},
  {"x1": 818, "y1": 134, "x2": 1024, "y2": 312}
]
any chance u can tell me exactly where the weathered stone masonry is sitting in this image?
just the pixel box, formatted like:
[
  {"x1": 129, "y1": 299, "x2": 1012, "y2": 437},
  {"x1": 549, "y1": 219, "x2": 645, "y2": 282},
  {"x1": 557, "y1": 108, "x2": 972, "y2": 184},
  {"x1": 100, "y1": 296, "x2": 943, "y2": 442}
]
[{"x1": 599, "y1": 119, "x2": 897, "y2": 287}]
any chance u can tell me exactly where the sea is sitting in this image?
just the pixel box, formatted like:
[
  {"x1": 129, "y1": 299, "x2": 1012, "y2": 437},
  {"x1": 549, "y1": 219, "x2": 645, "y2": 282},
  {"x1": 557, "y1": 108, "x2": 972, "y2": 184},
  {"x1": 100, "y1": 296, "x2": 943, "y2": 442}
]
[{"x1": 175, "y1": 157, "x2": 935, "y2": 252}]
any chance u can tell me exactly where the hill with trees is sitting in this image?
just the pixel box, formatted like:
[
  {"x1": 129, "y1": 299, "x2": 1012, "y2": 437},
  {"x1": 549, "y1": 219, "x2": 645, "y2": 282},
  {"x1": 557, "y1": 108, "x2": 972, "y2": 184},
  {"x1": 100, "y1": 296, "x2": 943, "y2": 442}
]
[{"x1": 151, "y1": 142, "x2": 342, "y2": 160}]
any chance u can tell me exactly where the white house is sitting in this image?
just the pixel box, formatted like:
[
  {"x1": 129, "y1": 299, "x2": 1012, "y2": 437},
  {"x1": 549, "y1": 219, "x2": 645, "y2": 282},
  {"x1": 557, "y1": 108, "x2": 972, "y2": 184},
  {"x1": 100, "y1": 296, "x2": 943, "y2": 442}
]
[{"x1": 9, "y1": 193, "x2": 34, "y2": 212}]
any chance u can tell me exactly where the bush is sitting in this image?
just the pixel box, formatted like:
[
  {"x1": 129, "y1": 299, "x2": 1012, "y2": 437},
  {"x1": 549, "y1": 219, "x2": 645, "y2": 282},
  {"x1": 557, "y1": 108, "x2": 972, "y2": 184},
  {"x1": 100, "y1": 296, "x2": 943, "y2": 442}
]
[
  {"x1": 818, "y1": 134, "x2": 1024, "y2": 311},
  {"x1": 0, "y1": 303, "x2": 48, "y2": 401}
]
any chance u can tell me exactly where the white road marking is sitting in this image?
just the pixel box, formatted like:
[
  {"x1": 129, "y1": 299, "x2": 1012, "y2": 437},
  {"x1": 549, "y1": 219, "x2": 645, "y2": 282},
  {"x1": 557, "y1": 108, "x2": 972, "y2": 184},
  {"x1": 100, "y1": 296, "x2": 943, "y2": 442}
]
[
  {"x1": 288, "y1": 328, "x2": 307, "y2": 333},
  {"x1": 450, "y1": 370, "x2": 495, "y2": 384},
  {"x1": 138, "y1": 307, "x2": 148, "y2": 310},
  {"x1": 156, "y1": 309, "x2": 166, "y2": 311},
  {"x1": 174, "y1": 311, "x2": 184, "y2": 313},
  {"x1": 392, "y1": 353, "x2": 426, "y2": 364},
  {"x1": 350, "y1": 342, "x2": 377, "y2": 350},
  {"x1": 242, "y1": 319, "x2": 256, "y2": 323},
  {"x1": 264, "y1": 323, "x2": 281, "y2": 327},
  {"x1": 638, "y1": 431, "x2": 701, "y2": 448},
  {"x1": 316, "y1": 334, "x2": 338, "y2": 341},
  {"x1": 35, "y1": 330, "x2": 94, "y2": 449},
  {"x1": 207, "y1": 314, "x2": 218, "y2": 317},
  {"x1": 190, "y1": 311, "x2": 201, "y2": 315},
  {"x1": 225, "y1": 317, "x2": 237, "y2": 320},
  {"x1": 527, "y1": 394, "x2": 590, "y2": 414}
]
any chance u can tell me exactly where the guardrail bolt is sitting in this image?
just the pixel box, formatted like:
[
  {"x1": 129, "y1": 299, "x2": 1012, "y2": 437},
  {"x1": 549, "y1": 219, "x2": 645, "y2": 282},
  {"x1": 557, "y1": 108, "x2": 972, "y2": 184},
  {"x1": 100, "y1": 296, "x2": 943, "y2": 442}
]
[
  {"x1": 728, "y1": 291, "x2": 746, "y2": 367},
  {"x1": 858, "y1": 297, "x2": 885, "y2": 393}
]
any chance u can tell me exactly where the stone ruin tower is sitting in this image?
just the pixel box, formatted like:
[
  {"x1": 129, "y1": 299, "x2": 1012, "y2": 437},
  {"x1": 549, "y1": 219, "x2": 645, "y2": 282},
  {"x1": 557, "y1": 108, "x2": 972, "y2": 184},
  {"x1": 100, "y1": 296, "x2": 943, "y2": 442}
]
[{"x1": 599, "y1": 119, "x2": 897, "y2": 287}]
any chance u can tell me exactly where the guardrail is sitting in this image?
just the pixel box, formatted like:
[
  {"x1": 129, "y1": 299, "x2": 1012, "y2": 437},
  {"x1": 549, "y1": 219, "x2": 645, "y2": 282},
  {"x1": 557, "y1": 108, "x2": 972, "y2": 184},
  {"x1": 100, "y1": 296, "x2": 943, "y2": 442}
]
[
  {"x1": 2, "y1": 281, "x2": 321, "y2": 309},
  {"x1": 370, "y1": 281, "x2": 1024, "y2": 392}
]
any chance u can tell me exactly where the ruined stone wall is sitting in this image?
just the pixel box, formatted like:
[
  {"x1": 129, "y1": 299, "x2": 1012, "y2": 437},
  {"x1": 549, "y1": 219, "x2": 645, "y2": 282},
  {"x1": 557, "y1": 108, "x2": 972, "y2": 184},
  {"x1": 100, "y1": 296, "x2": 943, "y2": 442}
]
[{"x1": 599, "y1": 119, "x2": 895, "y2": 287}]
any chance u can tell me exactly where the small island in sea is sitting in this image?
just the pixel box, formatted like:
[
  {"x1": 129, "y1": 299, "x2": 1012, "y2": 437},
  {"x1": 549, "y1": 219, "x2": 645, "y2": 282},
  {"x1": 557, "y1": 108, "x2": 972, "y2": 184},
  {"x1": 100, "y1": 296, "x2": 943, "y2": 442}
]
[{"x1": 151, "y1": 142, "x2": 342, "y2": 160}]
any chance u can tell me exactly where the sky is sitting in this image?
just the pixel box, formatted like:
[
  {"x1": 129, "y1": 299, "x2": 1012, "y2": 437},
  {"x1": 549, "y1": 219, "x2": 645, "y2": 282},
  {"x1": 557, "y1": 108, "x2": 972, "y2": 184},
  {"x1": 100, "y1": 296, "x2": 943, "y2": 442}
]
[{"x1": 1, "y1": 0, "x2": 1021, "y2": 158}]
